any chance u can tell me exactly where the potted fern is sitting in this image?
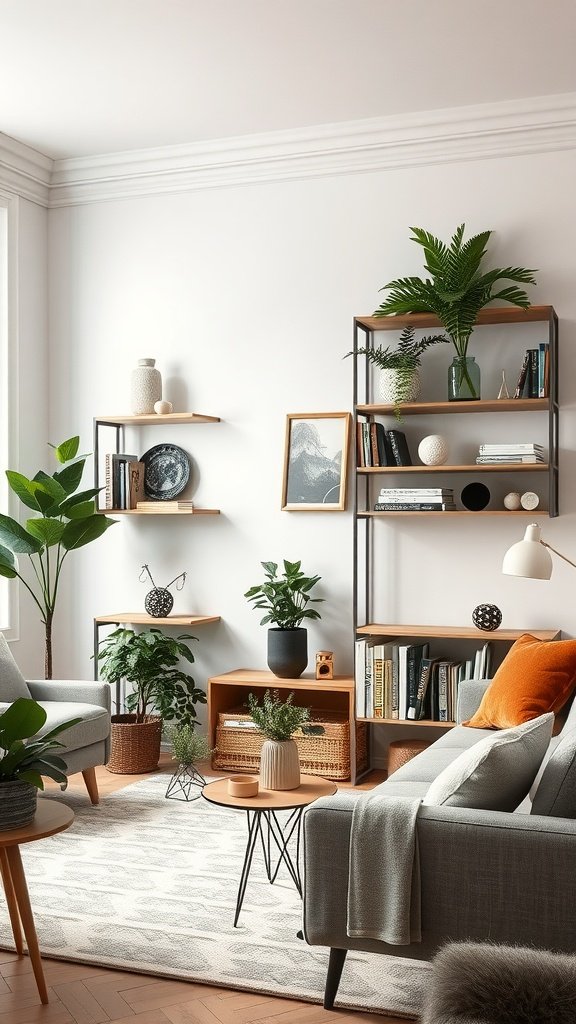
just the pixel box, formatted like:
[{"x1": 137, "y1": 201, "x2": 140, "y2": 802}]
[
  {"x1": 247, "y1": 690, "x2": 323, "y2": 790},
  {"x1": 244, "y1": 560, "x2": 323, "y2": 678},
  {"x1": 346, "y1": 325, "x2": 447, "y2": 413},
  {"x1": 374, "y1": 224, "x2": 537, "y2": 400}
]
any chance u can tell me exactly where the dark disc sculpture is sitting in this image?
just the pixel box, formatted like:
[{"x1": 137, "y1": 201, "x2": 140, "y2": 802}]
[{"x1": 472, "y1": 604, "x2": 503, "y2": 632}]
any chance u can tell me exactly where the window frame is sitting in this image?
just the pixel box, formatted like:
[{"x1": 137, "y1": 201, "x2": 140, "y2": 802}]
[{"x1": 0, "y1": 190, "x2": 19, "y2": 638}]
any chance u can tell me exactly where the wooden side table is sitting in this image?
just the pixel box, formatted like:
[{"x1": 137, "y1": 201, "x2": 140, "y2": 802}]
[
  {"x1": 0, "y1": 800, "x2": 74, "y2": 1004},
  {"x1": 203, "y1": 775, "x2": 337, "y2": 926}
]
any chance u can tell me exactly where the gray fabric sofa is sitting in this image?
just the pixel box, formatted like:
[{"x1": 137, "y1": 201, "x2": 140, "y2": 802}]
[{"x1": 303, "y1": 678, "x2": 576, "y2": 1008}]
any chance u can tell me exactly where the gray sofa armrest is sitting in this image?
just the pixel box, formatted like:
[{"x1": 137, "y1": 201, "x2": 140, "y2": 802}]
[
  {"x1": 456, "y1": 677, "x2": 491, "y2": 723},
  {"x1": 303, "y1": 797, "x2": 576, "y2": 958},
  {"x1": 27, "y1": 679, "x2": 111, "y2": 712}
]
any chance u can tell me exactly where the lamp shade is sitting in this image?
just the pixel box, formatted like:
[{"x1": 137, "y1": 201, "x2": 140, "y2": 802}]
[{"x1": 502, "y1": 523, "x2": 553, "y2": 580}]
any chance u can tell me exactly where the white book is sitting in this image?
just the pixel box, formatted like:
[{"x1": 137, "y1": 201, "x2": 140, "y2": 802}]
[
  {"x1": 479, "y1": 443, "x2": 544, "y2": 452},
  {"x1": 473, "y1": 649, "x2": 481, "y2": 679},
  {"x1": 354, "y1": 639, "x2": 367, "y2": 718},
  {"x1": 398, "y1": 645, "x2": 410, "y2": 719},
  {"x1": 377, "y1": 494, "x2": 453, "y2": 504},
  {"x1": 378, "y1": 488, "x2": 452, "y2": 496}
]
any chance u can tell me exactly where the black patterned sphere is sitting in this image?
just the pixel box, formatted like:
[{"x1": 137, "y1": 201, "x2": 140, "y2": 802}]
[
  {"x1": 472, "y1": 603, "x2": 502, "y2": 632},
  {"x1": 145, "y1": 587, "x2": 174, "y2": 618}
]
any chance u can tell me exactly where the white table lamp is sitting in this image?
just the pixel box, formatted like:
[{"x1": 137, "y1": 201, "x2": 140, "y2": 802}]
[{"x1": 502, "y1": 523, "x2": 576, "y2": 579}]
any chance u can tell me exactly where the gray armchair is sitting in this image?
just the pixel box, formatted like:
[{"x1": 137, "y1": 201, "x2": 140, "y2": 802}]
[{"x1": 0, "y1": 635, "x2": 110, "y2": 804}]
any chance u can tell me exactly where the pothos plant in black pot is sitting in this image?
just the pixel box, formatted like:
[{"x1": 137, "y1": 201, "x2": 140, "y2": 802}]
[{"x1": 244, "y1": 560, "x2": 323, "y2": 678}]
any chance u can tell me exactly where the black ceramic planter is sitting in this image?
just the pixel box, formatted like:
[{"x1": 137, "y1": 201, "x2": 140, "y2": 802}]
[{"x1": 267, "y1": 627, "x2": 308, "y2": 679}]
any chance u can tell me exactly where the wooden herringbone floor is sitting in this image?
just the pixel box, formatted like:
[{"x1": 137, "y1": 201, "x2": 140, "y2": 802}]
[{"x1": 1, "y1": 759, "x2": 409, "y2": 1024}]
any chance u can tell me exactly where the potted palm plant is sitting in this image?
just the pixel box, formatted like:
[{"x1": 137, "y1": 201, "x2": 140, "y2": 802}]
[
  {"x1": 97, "y1": 628, "x2": 206, "y2": 774},
  {"x1": 373, "y1": 224, "x2": 537, "y2": 400},
  {"x1": 247, "y1": 690, "x2": 323, "y2": 790},
  {"x1": 0, "y1": 698, "x2": 81, "y2": 829},
  {"x1": 346, "y1": 325, "x2": 447, "y2": 413},
  {"x1": 244, "y1": 560, "x2": 323, "y2": 678}
]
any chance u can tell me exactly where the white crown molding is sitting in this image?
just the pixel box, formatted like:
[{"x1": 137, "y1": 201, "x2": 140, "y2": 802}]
[
  {"x1": 0, "y1": 134, "x2": 52, "y2": 207},
  {"x1": 48, "y1": 92, "x2": 576, "y2": 207}
]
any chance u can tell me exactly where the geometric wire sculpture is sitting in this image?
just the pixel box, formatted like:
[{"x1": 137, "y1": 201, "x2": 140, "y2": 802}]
[{"x1": 165, "y1": 762, "x2": 207, "y2": 801}]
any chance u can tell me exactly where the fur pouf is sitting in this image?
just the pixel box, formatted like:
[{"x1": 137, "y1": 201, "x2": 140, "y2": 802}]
[{"x1": 421, "y1": 941, "x2": 576, "y2": 1024}]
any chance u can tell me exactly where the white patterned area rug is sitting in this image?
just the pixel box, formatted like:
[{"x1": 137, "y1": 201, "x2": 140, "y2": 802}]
[{"x1": 0, "y1": 775, "x2": 429, "y2": 1018}]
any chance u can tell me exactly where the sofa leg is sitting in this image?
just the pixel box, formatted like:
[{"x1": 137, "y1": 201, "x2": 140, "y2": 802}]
[
  {"x1": 324, "y1": 947, "x2": 348, "y2": 1009},
  {"x1": 82, "y1": 768, "x2": 100, "y2": 805}
]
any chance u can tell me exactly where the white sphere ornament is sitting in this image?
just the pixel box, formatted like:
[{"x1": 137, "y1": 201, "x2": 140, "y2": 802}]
[
  {"x1": 521, "y1": 491, "x2": 540, "y2": 511},
  {"x1": 418, "y1": 434, "x2": 448, "y2": 466},
  {"x1": 504, "y1": 491, "x2": 521, "y2": 511},
  {"x1": 154, "y1": 400, "x2": 173, "y2": 415}
]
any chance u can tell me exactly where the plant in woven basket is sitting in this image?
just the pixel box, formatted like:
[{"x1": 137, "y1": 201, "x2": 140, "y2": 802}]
[
  {"x1": 97, "y1": 627, "x2": 206, "y2": 727},
  {"x1": 166, "y1": 724, "x2": 213, "y2": 766}
]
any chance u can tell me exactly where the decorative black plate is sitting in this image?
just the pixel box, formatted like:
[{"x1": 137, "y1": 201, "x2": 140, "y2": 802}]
[{"x1": 141, "y1": 444, "x2": 190, "y2": 500}]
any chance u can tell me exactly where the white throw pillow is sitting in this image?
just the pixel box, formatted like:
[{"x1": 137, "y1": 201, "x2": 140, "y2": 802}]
[{"x1": 422, "y1": 713, "x2": 553, "y2": 812}]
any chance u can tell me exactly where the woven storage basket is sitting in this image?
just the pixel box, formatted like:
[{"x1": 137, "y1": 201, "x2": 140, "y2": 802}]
[
  {"x1": 214, "y1": 708, "x2": 368, "y2": 781},
  {"x1": 0, "y1": 781, "x2": 37, "y2": 829},
  {"x1": 107, "y1": 714, "x2": 162, "y2": 774}
]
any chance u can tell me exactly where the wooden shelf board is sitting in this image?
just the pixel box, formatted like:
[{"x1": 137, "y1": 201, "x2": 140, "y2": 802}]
[
  {"x1": 355, "y1": 305, "x2": 555, "y2": 331},
  {"x1": 208, "y1": 668, "x2": 354, "y2": 691},
  {"x1": 94, "y1": 412, "x2": 220, "y2": 425},
  {"x1": 357, "y1": 624, "x2": 561, "y2": 641},
  {"x1": 95, "y1": 614, "x2": 221, "y2": 626},
  {"x1": 357, "y1": 398, "x2": 548, "y2": 416},
  {"x1": 100, "y1": 508, "x2": 220, "y2": 516},
  {"x1": 359, "y1": 509, "x2": 549, "y2": 517},
  {"x1": 358, "y1": 464, "x2": 549, "y2": 474},
  {"x1": 357, "y1": 717, "x2": 457, "y2": 727}
]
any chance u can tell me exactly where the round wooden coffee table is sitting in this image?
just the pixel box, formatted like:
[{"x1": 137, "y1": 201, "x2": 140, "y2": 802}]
[
  {"x1": 0, "y1": 800, "x2": 74, "y2": 1004},
  {"x1": 203, "y1": 775, "x2": 337, "y2": 926}
]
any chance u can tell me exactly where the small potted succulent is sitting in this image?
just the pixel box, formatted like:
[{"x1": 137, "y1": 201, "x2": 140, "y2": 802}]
[
  {"x1": 97, "y1": 627, "x2": 206, "y2": 774},
  {"x1": 346, "y1": 324, "x2": 447, "y2": 414},
  {"x1": 245, "y1": 560, "x2": 323, "y2": 678},
  {"x1": 0, "y1": 698, "x2": 80, "y2": 829},
  {"x1": 165, "y1": 723, "x2": 213, "y2": 801},
  {"x1": 247, "y1": 690, "x2": 323, "y2": 790}
]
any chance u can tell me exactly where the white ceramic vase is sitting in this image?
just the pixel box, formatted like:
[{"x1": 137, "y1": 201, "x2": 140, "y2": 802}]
[
  {"x1": 130, "y1": 358, "x2": 162, "y2": 415},
  {"x1": 259, "y1": 738, "x2": 301, "y2": 790},
  {"x1": 378, "y1": 368, "x2": 421, "y2": 404}
]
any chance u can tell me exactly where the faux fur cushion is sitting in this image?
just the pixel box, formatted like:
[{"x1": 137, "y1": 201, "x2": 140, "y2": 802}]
[{"x1": 421, "y1": 941, "x2": 576, "y2": 1024}]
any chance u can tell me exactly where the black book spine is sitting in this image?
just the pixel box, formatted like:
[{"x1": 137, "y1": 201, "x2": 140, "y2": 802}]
[
  {"x1": 513, "y1": 350, "x2": 530, "y2": 399},
  {"x1": 528, "y1": 348, "x2": 539, "y2": 398},
  {"x1": 386, "y1": 429, "x2": 412, "y2": 466}
]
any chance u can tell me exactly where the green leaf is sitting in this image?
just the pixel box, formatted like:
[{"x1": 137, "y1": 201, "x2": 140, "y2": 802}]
[
  {"x1": 0, "y1": 515, "x2": 43, "y2": 554},
  {"x1": 33, "y1": 472, "x2": 67, "y2": 505},
  {"x1": 0, "y1": 698, "x2": 47, "y2": 745},
  {"x1": 60, "y1": 513, "x2": 116, "y2": 551},
  {"x1": 53, "y1": 459, "x2": 85, "y2": 497},
  {"x1": 5, "y1": 472, "x2": 42, "y2": 511},
  {"x1": 64, "y1": 500, "x2": 96, "y2": 520},
  {"x1": 0, "y1": 545, "x2": 17, "y2": 578},
  {"x1": 26, "y1": 518, "x2": 66, "y2": 547},
  {"x1": 17, "y1": 769, "x2": 44, "y2": 788},
  {"x1": 53, "y1": 436, "x2": 80, "y2": 464},
  {"x1": 59, "y1": 488, "x2": 101, "y2": 516}
]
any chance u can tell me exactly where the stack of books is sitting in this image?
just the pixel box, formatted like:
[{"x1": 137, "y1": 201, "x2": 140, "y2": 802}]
[
  {"x1": 476, "y1": 443, "x2": 545, "y2": 465},
  {"x1": 513, "y1": 344, "x2": 549, "y2": 398},
  {"x1": 374, "y1": 487, "x2": 456, "y2": 512},
  {"x1": 105, "y1": 454, "x2": 145, "y2": 510},
  {"x1": 136, "y1": 501, "x2": 195, "y2": 513},
  {"x1": 357, "y1": 425, "x2": 412, "y2": 466}
]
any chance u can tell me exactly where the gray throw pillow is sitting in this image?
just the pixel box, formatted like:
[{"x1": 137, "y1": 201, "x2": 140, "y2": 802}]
[
  {"x1": 531, "y1": 726, "x2": 576, "y2": 818},
  {"x1": 0, "y1": 633, "x2": 31, "y2": 701},
  {"x1": 422, "y1": 713, "x2": 553, "y2": 811}
]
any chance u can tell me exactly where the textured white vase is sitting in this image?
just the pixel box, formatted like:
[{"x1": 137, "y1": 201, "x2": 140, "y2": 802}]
[
  {"x1": 259, "y1": 739, "x2": 301, "y2": 791},
  {"x1": 130, "y1": 359, "x2": 162, "y2": 415},
  {"x1": 378, "y1": 369, "x2": 421, "y2": 404}
]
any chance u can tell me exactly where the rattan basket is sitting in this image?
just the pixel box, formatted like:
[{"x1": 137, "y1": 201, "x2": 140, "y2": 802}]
[
  {"x1": 214, "y1": 708, "x2": 368, "y2": 781},
  {"x1": 107, "y1": 714, "x2": 162, "y2": 774}
]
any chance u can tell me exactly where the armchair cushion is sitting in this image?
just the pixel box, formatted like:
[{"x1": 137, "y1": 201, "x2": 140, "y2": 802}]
[
  {"x1": 34, "y1": 701, "x2": 110, "y2": 754},
  {"x1": 423, "y1": 713, "x2": 553, "y2": 811},
  {"x1": 532, "y1": 726, "x2": 576, "y2": 818},
  {"x1": 0, "y1": 634, "x2": 30, "y2": 700}
]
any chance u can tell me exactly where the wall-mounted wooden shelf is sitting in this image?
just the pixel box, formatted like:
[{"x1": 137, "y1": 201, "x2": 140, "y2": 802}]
[
  {"x1": 357, "y1": 624, "x2": 561, "y2": 641},
  {"x1": 100, "y1": 508, "x2": 220, "y2": 516},
  {"x1": 355, "y1": 305, "x2": 556, "y2": 332},
  {"x1": 95, "y1": 412, "x2": 220, "y2": 425},
  {"x1": 357, "y1": 398, "x2": 549, "y2": 416},
  {"x1": 95, "y1": 614, "x2": 221, "y2": 627},
  {"x1": 358, "y1": 464, "x2": 549, "y2": 474},
  {"x1": 359, "y1": 509, "x2": 549, "y2": 518}
]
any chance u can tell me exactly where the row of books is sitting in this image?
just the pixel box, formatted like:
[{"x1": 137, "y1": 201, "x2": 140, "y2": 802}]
[
  {"x1": 513, "y1": 344, "x2": 550, "y2": 399},
  {"x1": 354, "y1": 637, "x2": 492, "y2": 721},
  {"x1": 357, "y1": 423, "x2": 412, "y2": 466},
  {"x1": 476, "y1": 443, "x2": 545, "y2": 465},
  {"x1": 104, "y1": 453, "x2": 145, "y2": 510},
  {"x1": 374, "y1": 487, "x2": 456, "y2": 512}
]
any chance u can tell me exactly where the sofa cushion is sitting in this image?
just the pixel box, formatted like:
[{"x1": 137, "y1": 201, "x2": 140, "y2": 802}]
[
  {"x1": 422, "y1": 713, "x2": 553, "y2": 811},
  {"x1": 464, "y1": 634, "x2": 576, "y2": 729},
  {"x1": 0, "y1": 633, "x2": 30, "y2": 701},
  {"x1": 531, "y1": 726, "x2": 576, "y2": 818},
  {"x1": 35, "y1": 701, "x2": 110, "y2": 754}
]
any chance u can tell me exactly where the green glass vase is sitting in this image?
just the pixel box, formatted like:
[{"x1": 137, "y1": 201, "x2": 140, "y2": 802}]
[{"x1": 448, "y1": 355, "x2": 481, "y2": 401}]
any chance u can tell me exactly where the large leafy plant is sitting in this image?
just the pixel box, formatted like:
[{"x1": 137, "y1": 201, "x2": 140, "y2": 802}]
[
  {"x1": 247, "y1": 690, "x2": 323, "y2": 741},
  {"x1": 374, "y1": 224, "x2": 537, "y2": 360},
  {"x1": 0, "y1": 436, "x2": 116, "y2": 678},
  {"x1": 0, "y1": 697, "x2": 80, "y2": 790},
  {"x1": 97, "y1": 627, "x2": 206, "y2": 727},
  {"x1": 244, "y1": 560, "x2": 323, "y2": 630}
]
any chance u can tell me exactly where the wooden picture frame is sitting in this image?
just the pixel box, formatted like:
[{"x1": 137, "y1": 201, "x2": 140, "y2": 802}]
[{"x1": 281, "y1": 412, "x2": 351, "y2": 511}]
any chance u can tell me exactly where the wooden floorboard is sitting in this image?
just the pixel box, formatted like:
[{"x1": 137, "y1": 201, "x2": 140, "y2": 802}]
[{"x1": 3, "y1": 759, "x2": 408, "y2": 1024}]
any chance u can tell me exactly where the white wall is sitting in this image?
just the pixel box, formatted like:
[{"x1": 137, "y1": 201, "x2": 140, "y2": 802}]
[{"x1": 47, "y1": 144, "x2": 576, "y2": 754}]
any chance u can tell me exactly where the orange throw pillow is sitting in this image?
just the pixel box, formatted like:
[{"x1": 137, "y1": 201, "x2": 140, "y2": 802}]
[{"x1": 464, "y1": 633, "x2": 576, "y2": 729}]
